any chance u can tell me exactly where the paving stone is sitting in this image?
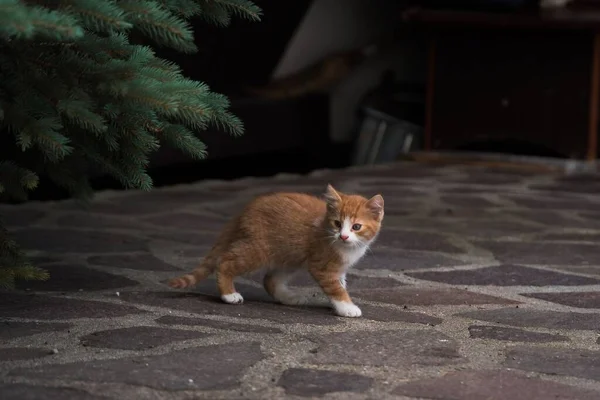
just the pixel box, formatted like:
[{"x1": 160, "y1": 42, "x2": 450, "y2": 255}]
[
  {"x1": 407, "y1": 264, "x2": 600, "y2": 286},
  {"x1": 11, "y1": 229, "x2": 147, "y2": 253},
  {"x1": 82, "y1": 190, "x2": 225, "y2": 215},
  {"x1": 0, "y1": 384, "x2": 110, "y2": 400},
  {"x1": 355, "y1": 187, "x2": 425, "y2": 198},
  {"x1": 447, "y1": 171, "x2": 527, "y2": 185},
  {"x1": 55, "y1": 213, "x2": 137, "y2": 230},
  {"x1": 376, "y1": 230, "x2": 465, "y2": 253},
  {"x1": 306, "y1": 330, "x2": 464, "y2": 367},
  {"x1": 356, "y1": 250, "x2": 463, "y2": 271},
  {"x1": 0, "y1": 208, "x2": 46, "y2": 227},
  {"x1": 459, "y1": 307, "x2": 600, "y2": 330},
  {"x1": 15, "y1": 263, "x2": 139, "y2": 292},
  {"x1": 510, "y1": 210, "x2": 599, "y2": 229},
  {"x1": 87, "y1": 253, "x2": 181, "y2": 272},
  {"x1": 80, "y1": 326, "x2": 209, "y2": 350},
  {"x1": 508, "y1": 196, "x2": 600, "y2": 211},
  {"x1": 278, "y1": 368, "x2": 373, "y2": 397},
  {"x1": 354, "y1": 288, "x2": 517, "y2": 306},
  {"x1": 0, "y1": 321, "x2": 72, "y2": 340},
  {"x1": 142, "y1": 212, "x2": 227, "y2": 231},
  {"x1": 440, "y1": 186, "x2": 504, "y2": 194},
  {"x1": 118, "y1": 291, "x2": 343, "y2": 326},
  {"x1": 521, "y1": 291, "x2": 600, "y2": 309},
  {"x1": 10, "y1": 342, "x2": 264, "y2": 390},
  {"x1": 538, "y1": 232, "x2": 600, "y2": 242},
  {"x1": 359, "y1": 304, "x2": 442, "y2": 325},
  {"x1": 504, "y1": 346, "x2": 600, "y2": 382},
  {"x1": 392, "y1": 370, "x2": 600, "y2": 400},
  {"x1": 477, "y1": 241, "x2": 600, "y2": 265},
  {"x1": 440, "y1": 195, "x2": 497, "y2": 208},
  {"x1": 0, "y1": 347, "x2": 52, "y2": 361},
  {"x1": 531, "y1": 179, "x2": 600, "y2": 194},
  {"x1": 156, "y1": 315, "x2": 283, "y2": 333},
  {"x1": 549, "y1": 265, "x2": 600, "y2": 278},
  {"x1": 398, "y1": 218, "x2": 541, "y2": 239},
  {"x1": 468, "y1": 325, "x2": 569, "y2": 342},
  {"x1": 147, "y1": 231, "x2": 217, "y2": 246},
  {"x1": 0, "y1": 293, "x2": 145, "y2": 320},
  {"x1": 340, "y1": 165, "x2": 443, "y2": 179}
]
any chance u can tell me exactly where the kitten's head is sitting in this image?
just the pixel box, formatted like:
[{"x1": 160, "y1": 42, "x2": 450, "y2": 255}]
[{"x1": 323, "y1": 184, "x2": 384, "y2": 248}]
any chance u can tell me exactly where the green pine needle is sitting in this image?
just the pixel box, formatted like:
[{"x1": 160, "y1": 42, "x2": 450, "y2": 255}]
[{"x1": 0, "y1": 0, "x2": 261, "y2": 287}]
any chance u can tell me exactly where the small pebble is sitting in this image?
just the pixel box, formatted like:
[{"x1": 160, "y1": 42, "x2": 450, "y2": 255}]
[
  {"x1": 188, "y1": 379, "x2": 194, "y2": 383},
  {"x1": 115, "y1": 292, "x2": 120, "y2": 297},
  {"x1": 51, "y1": 348, "x2": 59, "y2": 354}
]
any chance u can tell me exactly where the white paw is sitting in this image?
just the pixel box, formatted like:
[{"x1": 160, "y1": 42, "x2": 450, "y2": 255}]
[
  {"x1": 332, "y1": 301, "x2": 362, "y2": 318},
  {"x1": 221, "y1": 292, "x2": 244, "y2": 304}
]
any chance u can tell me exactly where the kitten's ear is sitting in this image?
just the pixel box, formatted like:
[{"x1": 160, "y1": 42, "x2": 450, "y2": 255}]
[
  {"x1": 324, "y1": 184, "x2": 342, "y2": 205},
  {"x1": 366, "y1": 194, "x2": 384, "y2": 220}
]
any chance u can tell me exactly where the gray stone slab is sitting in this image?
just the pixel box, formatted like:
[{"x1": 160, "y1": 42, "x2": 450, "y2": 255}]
[
  {"x1": 407, "y1": 265, "x2": 600, "y2": 286},
  {"x1": 15, "y1": 263, "x2": 139, "y2": 292},
  {"x1": 476, "y1": 241, "x2": 600, "y2": 265},
  {"x1": 305, "y1": 330, "x2": 464, "y2": 367},
  {"x1": 0, "y1": 293, "x2": 145, "y2": 320},
  {"x1": 278, "y1": 368, "x2": 373, "y2": 397},
  {"x1": 504, "y1": 346, "x2": 600, "y2": 382},
  {"x1": 155, "y1": 315, "x2": 283, "y2": 334},
  {"x1": 0, "y1": 347, "x2": 53, "y2": 361},
  {"x1": 10, "y1": 342, "x2": 264, "y2": 390},
  {"x1": 355, "y1": 250, "x2": 463, "y2": 271},
  {"x1": 0, "y1": 321, "x2": 71, "y2": 339},
  {"x1": 521, "y1": 291, "x2": 600, "y2": 309},
  {"x1": 80, "y1": 326, "x2": 210, "y2": 350},
  {"x1": 459, "y1": 307, "x2": 600, "y2": 331},
  {"x1": 147, "y1": 231, "x2": 217, "y2": 246},
  {"x1": 392, "y1": 370, "x2": 600, "y2": 400},
  {"x1": 468, "y1": 325, "x2": 569, "y2": 343},
  {"x1": 80, "y1": 190, "x2": 226, "y2": 215},
  {"x1": 538, "y1": 232, "x2": 600, "y2": 242},
  {"x1": 0, "y1": 208, "x2": 46, "y2": 227},
  {"x1": 118, "y1": 291, "x2": 343, "y2": 326},
  {"x1": 0, "y1": 384, "x2": 110, "y2": 400},
  {"x1": 376, "y1": 230, "x2": 465, "y2": 253},
  {"x1": 11, "y1": 229, "x2": 147, "y2": 253},
  {"x1": 142, "y1": 212, "x2": 227, "y2": 231},
  {"x1": 440, "y1": 195, "x2": 497, "y2": 208},
  {"x1": 508, "y1": 196, "x2": 600, "y2": 211},
  {"x1": 355, "y1": 288, "x2": 517, "y2": 306},
  {"x1": 359, "y1": 304, "x2": 442, "y2": 325},
  {"x1": 55, "y1": 213, "x2": 137, "y2": 230},
  {"x1": 87, "y1": 254, "x2": 181, "y2": 272}
]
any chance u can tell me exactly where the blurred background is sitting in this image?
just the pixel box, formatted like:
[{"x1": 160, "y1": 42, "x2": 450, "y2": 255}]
[{"x1": 32, "y1": 0, "x2": 600, "y2": 199}]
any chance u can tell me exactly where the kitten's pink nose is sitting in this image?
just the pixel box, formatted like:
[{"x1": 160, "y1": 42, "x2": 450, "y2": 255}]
[{"x1": 340, "y1": 234, "x2": 349, "y2": 241}]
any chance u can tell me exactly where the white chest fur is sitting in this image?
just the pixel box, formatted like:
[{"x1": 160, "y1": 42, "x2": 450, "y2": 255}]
[{"x1": 336, "y1": 245, "x2": 368, "y2": 269}]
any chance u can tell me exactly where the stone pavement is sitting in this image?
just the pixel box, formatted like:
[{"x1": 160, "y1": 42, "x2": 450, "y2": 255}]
[{"x1": 3, "y1": 161, "x2": 600, "y2": 399}]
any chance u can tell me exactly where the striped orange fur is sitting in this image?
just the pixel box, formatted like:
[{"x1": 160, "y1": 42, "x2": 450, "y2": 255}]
[{"x1": 167, "y1": 184, "x2": 384, "y2": 318}]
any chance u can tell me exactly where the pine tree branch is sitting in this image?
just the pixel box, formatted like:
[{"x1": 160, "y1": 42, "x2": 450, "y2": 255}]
[{"x1": 0, "y1": 0, "x2": 84, "y2": 40}]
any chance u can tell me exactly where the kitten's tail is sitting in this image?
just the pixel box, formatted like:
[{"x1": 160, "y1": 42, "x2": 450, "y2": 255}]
[{"x1": 167, "y1": 254, "x2": 218, "y2": 289}]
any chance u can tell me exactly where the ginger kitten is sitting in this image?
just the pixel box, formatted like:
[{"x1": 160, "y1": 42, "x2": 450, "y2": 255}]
[{"x1": 168, "y1": 184, "x2": 384, "y2": 318}]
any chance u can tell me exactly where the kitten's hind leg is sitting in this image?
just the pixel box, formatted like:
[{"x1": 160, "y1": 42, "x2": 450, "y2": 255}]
[
  {"x1": 216, "y1": 261, "x2": 244, "y2": 305},
  {"x1": 264, "y1": 269, "x2": 308, "y2": 306}
]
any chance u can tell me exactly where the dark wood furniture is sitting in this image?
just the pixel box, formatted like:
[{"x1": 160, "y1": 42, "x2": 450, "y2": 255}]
[{"x1": 404, "y1": 8, "x2": 600, "y2": 160}]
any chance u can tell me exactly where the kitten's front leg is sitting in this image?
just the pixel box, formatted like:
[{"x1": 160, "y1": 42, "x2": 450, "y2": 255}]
[
  {"x1": 339, "y1": 273, "x2": 347, "y2": 289},
  {"x1": 310, "y1": 267, "x2": 361, "y2": 318}
]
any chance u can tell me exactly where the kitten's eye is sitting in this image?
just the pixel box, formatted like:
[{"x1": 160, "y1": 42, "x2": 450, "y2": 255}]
[
  {"x1": 334, "y1": 220, "x2": 341, "y2": 228},
  {"x1": 352, "y1": 223, "x2": 362, "y2": 231}
]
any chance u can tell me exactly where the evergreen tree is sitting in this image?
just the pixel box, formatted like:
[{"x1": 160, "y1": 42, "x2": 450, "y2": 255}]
[{"x1": 0, "y1": 0, "x2": 261, "y2": 288}]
